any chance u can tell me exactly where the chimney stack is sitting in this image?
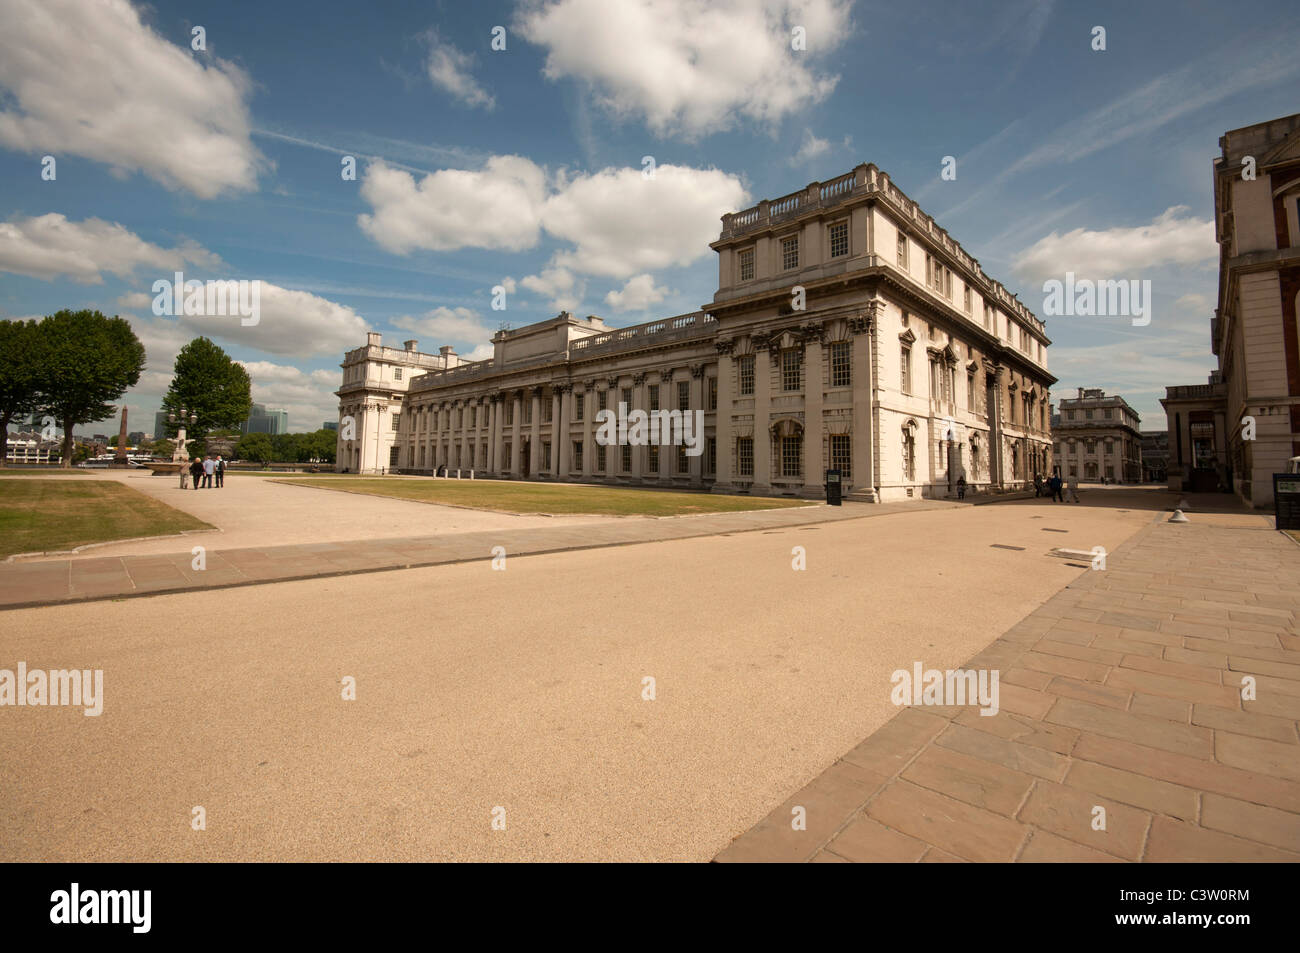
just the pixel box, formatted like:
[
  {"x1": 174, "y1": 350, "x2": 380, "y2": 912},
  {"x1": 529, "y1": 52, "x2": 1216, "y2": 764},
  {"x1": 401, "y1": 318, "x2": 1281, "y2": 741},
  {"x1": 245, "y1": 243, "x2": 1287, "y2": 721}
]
[
  {"x1": 367, "y1": 332, "x2": 381, "y2": 347},
  {"x1": 404, "y1": 339, "x2": 418, "y2": 352}
]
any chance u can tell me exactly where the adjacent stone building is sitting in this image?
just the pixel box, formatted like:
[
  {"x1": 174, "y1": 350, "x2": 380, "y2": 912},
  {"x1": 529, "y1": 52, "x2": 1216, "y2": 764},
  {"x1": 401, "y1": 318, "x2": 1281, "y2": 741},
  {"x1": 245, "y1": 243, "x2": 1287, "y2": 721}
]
[
  {"x1": 1164, "y1": 112, "x2": 1300, "y2": 505},
  {"x1": 1052, "y1": 388, "x2": 1143, "y2": 483},
  {"x1": 337, "y1": 164, "x2": 1056, "y2": 500}
]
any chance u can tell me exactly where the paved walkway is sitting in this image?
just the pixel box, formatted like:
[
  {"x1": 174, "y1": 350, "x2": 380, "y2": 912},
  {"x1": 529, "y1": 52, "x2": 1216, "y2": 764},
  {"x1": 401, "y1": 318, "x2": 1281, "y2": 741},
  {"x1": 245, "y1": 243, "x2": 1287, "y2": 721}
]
[
  {"x1": 715, "y1": 515, "x2": 1300, "y2": 862},
  {"x1": 0, "y1": 495, "x2": 956, "y2": 610}
]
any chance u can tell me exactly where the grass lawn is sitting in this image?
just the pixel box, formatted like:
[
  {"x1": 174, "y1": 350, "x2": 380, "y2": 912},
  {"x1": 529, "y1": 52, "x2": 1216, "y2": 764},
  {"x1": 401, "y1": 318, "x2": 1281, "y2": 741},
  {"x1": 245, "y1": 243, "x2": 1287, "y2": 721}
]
[
  {"x1": 0, "y1": 479, "x2": 212, "y2": 558},
  {"x1": 276, "y1": 477, "x2": 816, "y2": 517},
  {"x1": 0, "y1": 467, "x2": 91, "y2": 475}
]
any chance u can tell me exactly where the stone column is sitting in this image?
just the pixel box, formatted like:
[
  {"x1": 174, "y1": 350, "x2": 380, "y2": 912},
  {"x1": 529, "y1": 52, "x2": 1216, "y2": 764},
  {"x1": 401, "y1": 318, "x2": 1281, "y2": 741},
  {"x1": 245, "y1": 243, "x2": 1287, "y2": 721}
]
[
  {"x1": 554, "y1": 386, "x2": 567, "y2": 479},
  {"x1": 712, "y1": 341, "x2": 735, "y2": 493},
  {"x1": 530, "y1": 387, "x2": 542, "y2": 477},
  {"x1": 689, "y1": 363, "x2": 706, "y2": 487},
  {"x1": 801, "y1": 328, "x2": 824, "y2": 496},
  {"x1": 853, "y1": 310, "x2": 877, "y2": 499},
  {"x1": 581, "y1": 382, "x2": 594, "y2": 480},
  {"x1": 753, "y1": 336, "x2": 773, "y2": 493},
  {"x1": 632, "y1": 373, "x2": 647, "y2": 482},
  {"x1": 510, "y1": 392, "x2": 522, "y2": 476},
  {"x1": 658, "y1": 371, "x2": 673, "y2": 482}
]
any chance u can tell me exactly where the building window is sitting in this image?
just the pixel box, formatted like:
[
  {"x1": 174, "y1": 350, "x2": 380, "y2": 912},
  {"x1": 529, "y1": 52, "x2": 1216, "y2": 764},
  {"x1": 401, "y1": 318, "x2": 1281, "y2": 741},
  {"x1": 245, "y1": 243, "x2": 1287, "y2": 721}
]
[
  {"x1": 738, "y1": 247, "x2": 755, "y2": 281},
  {"x1": 505, "y1": 402, "x2": 514, "y2": 425},
  {"x1": 963, "y1": 285, "x2": 971, "y2": 312},
  {"x1": 389, "y1": 446, "x2": 399, "y2": 467},
  {"x1": 738, "y1": 355, "x2": 755, "y2": 396},
  {"x1": 621, "y1": 443, "x2": 632, "y2": 473},
  {"x1": 391, "y1": 413, "x2": 400, "y2": 431},
  {"x1": 782, "y1": 349, "x2": 802, "y2": 391},
  {"x1": 780, "y1": 436, "x2": 802, "y2": 478},
  {"x1": 983, "y1": 301, "x2": 993, "y2": 330},
  {"x1": 575, "y1": 394, "x2": 584, "y2": 422},
  {"x1": 925, "y1": 255, "x2": 953, "y2": 298},
  {"x1": 828, "y1": 220, "x2": 848, "y2": 258},
  {"x1": 649, "y1": 384, "x2": 659, "y2": 412},
  {"x1": 542, "y1": 441, "x2": 551, "y2": 471},
  {"x1": 707, "y1": 437, "x2": 716, "y2": 475},
  {"x1": 648, "y1": 443, "x2": 659, "y2": 471},
  {"x1": 523, "y1": 401, "x2": 532, "y2": 425},
  {"x1": 598, "y1": 390, "x2": 607, "y2": 412},
  {"x1": 1085, "y1": 409, "x2": 1093, "y2": 420},
  {"x1": 900, "y1": 346, "x2": 911, "y2": 393},
  {"x1": 541, "y1": 399, "x2": 552, "y2": 423},
  {"x1": 903, "y1": 429, "x2": 916, "y2": 480},
  {"x1": 897, "y1": 233, "x2": 908, "y2": 269},
  {"x1": 596, "y1": 444, "x2": 606, "y2": 472},
  {"x1": 677, "y1": 444, "x2": 690, "y2": 474},
  {"x1": 621, "y1": 387, "x2": 632, "y2": 407},
  {"x1": 394, "y1": 367, "x2": 402, "y2": 380},
  {"x1": 738, "y1": 437, "x2": 754, "y2": 477},
  {"x1": 830, "y1": 434, "x2": 851, "y2": 478},
  {"x1": 573, "y1": 441, "x2": 583, "y2": 471},
  {"x1": 1104, "y1": 408, "x2": 1113, "y2": 418},
  {"x1": 967, "y1": 372, "x2": 975, "y2": 409},
  {"x1": 830, "y1": 341, "x2": 851, "y2": 387},
  {"x1": 781, "y1": 234, "x2": 799, "y2": 271},
  {"x1": 1105, "y1": 440, "x2": 1114, "y2": 454},
  {"x1": 708, "y1": 376, "x2": 717, "y2": 410}
]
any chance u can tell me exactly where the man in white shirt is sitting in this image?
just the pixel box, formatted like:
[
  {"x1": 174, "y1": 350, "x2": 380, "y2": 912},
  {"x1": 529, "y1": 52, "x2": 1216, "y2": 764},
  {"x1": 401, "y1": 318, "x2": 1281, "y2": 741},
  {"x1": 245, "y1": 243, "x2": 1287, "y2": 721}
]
[{"x1": 202, "y1": 455, "x2": 215, "y2": 489}]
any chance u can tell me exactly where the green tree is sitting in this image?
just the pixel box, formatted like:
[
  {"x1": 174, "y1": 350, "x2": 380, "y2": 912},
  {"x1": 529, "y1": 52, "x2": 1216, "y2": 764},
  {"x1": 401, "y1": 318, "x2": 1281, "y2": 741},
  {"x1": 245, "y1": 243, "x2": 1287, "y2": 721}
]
[
  {"x1": 236, "y1": 431, "x2": 273, "y2": 465},
  {"x1": 0, "y1": 319, "x2": 43, "y2": 468},
  {"x1": 33, "y1": 310, "x2": 146, "y2": 469},
  {"x1": 160, "y1": 337, "x2": 252, "y2": 440},
  {"x1": 147, "y1": 438, "x2": 173, "y2": 456},
  {"x1": 306, "y1": 428, "x2": 337, "y2": 463}
]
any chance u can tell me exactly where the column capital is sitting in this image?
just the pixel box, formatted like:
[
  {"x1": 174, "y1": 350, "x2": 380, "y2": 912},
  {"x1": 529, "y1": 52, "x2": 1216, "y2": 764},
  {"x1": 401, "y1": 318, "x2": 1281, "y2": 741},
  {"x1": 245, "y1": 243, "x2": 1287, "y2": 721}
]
[
  {"x1": 632, "y1": 372, "x2": 647, "y2": 386},
  {"x1": 606, "y1": 376, "x2": 620, "y2": 390},
  {"x1": 714, "y1": 338, "x2": 736, "y2": 355},
  {"x1": 690, "y1": 363, "x2": 706, "y2": 379}
]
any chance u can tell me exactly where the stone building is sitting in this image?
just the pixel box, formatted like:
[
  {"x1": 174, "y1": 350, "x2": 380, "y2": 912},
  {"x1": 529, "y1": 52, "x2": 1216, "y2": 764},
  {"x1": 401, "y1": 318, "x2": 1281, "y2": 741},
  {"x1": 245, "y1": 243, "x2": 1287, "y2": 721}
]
[
  {"x1": 1052, "y1": 388, "x2": 1143, "y2": 483},
  {"x1": 1163, "y1": 112, "x2": 1300, "y2": 505},
  {"x1": 337, "y1": 163, "x2": 1056, "y2": 500},
  {"x1": 1139, "y1": 430, "x2": 1169, "y2": 483}
]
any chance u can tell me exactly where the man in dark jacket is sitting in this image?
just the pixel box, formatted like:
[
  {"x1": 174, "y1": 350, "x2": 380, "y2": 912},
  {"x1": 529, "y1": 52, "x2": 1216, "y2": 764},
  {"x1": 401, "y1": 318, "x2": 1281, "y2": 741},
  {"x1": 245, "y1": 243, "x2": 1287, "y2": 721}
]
[{"x1": 188, "y1": 456, "x2": 204, "y2": 490}]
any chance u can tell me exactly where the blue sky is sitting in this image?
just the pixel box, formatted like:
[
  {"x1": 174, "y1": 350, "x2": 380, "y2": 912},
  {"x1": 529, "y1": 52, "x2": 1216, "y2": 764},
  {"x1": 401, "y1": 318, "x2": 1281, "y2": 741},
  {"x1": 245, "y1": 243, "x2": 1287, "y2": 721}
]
[{"x1": 1, "y1": 0, "x2": 1297, "y2": 435}]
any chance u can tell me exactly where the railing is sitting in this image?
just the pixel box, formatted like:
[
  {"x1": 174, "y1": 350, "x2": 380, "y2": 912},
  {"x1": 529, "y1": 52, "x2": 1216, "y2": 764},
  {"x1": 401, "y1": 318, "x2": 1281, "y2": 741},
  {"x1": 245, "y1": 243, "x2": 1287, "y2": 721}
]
[
  {"x1": 1165, "y1": 383, "x2": 1225, "y2": 400},
  {"x1": 569, "y1": 311, "x2": 716, "y2": 356}
]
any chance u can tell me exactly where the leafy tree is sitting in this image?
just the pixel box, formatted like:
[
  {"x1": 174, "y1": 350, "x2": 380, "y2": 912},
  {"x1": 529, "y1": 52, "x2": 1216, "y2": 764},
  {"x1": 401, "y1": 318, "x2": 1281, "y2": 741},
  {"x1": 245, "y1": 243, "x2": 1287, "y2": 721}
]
[
  {"x1": 33, "y1": 310, "x2": 146, "y2": 469},
  {"x1": 0, "y1": 319, "x2": 43, "y2": 468},
  {"x1": 147, "y1": 438, "x2": 173, "y2": 456},
  {"x1": 306, "y1": 429, "x2": 337, "y2": 463},
  {"x1": 160, "y1": 337, "x2": 252, "y2": 440},
  {"x1": 236, "y1": 431, "x2": 273, "y2": 465}
]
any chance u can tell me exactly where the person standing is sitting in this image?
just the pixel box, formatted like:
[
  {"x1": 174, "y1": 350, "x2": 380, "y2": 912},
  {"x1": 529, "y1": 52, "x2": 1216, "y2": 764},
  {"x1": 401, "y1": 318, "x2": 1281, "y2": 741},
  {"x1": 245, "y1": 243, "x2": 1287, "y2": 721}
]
[
  {"x1": 956, "y1": 475, "x2": 966, "y2": 500},
  {"x1": 1066, "y1": 476, "x2": 1080, "y2": 503},
  {"x1": 202, "y1": 454, "x2": 215, "y2": 488},
  {"x1": 189, "y1": 456, "x2": 204, "y2": 490},
  {"x1": 214, "y1": 455, "x2": 225, "y2": 488},
  {"x1": 1051, "y1": 473, "x2": 1063, "y2": 502}
]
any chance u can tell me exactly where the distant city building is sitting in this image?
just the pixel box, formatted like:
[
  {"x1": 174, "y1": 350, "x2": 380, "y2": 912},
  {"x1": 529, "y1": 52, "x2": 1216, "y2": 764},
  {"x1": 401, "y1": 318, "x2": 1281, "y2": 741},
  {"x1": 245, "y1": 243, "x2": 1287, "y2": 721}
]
[
  {"x1": 323, "y1": 421, "x2": 338, "y2": 431},
  {"x1": 1053, "y1": 388, "x2": 1142, "y2": 483},
  {"x1": 127, "y1": 431, "x2": 145, "y2": 445},
  {"x1": 339, "y1": 164, "x2": 1057, "y2": 497},
  {"x1": 4, "y1": 430, "x2": 61, "y2": 464},
  {"x1": 155, "y1": 410, "x2": 169, "y2": 438},
  {"x1": 1140, "y1": 430, "x2": 1169, "y2": 483},
  {"x1": 240, "y1": 403, "x2": 289, "y2": 436},
  {"x1": 1164, "y1": 112, "x2": 1300, "y2": 505}
]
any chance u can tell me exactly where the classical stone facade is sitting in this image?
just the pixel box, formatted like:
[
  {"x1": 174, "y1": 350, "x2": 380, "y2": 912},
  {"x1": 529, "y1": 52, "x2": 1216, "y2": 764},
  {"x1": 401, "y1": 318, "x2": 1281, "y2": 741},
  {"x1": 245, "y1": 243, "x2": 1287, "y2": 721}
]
[
  {"x1": 338, "y1": 163, "x2": 1056, "y2": 500},
  {"x1": 1052, "y1": 387, "x2": 1143, "y2": 483},
  {"x1": 1165, "y1": 113, "x2": 1300, "y2": 506}
]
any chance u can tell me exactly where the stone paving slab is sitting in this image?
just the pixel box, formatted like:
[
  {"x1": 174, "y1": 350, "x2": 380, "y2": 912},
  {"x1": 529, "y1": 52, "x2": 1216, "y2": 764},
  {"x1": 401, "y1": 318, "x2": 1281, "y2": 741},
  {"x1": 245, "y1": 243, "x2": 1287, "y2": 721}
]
[
  {"x1": 0, "y1": 498, "x2": 957, "y2": 610},
  {"x1": 714, "y1": 519, "x2": 1300, "y2": 862}
]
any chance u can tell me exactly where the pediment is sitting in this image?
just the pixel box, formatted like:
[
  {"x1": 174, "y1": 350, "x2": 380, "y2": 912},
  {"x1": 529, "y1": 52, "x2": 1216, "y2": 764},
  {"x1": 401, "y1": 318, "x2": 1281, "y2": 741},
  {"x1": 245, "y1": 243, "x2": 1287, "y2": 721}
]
[
  {"x1": 1261, "y1": 126, "x2": 1300, "y2": 169},
  {"x1": 898, "y1": 327, "x2": 917, "y2": 345}
]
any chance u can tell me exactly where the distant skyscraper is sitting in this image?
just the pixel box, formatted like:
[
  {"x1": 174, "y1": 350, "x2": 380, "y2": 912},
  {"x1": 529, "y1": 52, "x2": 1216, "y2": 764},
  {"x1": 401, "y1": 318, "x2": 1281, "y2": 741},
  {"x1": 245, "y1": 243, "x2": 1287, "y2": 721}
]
[
  {"x1": 240, "y1": 403, "x2": 288, "y2": 435},
  {"x1": 155, "y1": 410, "x2": 170, "y2": 438},
  {"x1": 323, "y1": 421, "x2": 338, "y2": 431}
]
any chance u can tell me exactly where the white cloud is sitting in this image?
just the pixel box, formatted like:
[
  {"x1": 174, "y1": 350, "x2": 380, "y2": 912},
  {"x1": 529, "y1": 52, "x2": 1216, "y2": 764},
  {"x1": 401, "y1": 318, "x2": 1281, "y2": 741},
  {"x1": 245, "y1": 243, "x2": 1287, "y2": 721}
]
[
  {"x1": 1011, "y1": 207, "x2": 1216, "y2": 285},
  {"x1": 357, "y1": 156, "x2": 547, "y2": 254},
  {"x1": 542, "y1": 163, "x2": 748, "y2": 277},
  {"x1": 789, "y1": 129, "x2": 831, "y2": 165},
  {"x1": 521, "y1": 266, "x2": 585, "y2": 312},
  {"x1": 391, "y1": 305, "x2": 495, "y2": 344},
  {"x1": 604, "y1": 273, "x2": 670, "y2": 311},
  {"x1": 0, "y1": 213, "x2": 221, "y2": 284},
  {"x1": 116, "y1": 291, "x2": 154, "y2": 309},
  {"x1": 0, "y1": 0, "x2": 262, "y2": 198},
  {"x1": 425, "y1": 30, "x2": 495, "y2": 109},
  {"x1": 516, "y1": 0, "x2": 852, "y2": 137}
]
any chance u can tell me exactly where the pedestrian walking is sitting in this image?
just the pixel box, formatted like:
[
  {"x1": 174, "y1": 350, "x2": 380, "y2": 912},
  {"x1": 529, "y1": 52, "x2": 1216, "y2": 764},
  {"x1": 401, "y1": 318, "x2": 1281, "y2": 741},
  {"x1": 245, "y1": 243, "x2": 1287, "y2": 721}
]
[
  {"x1": 179, "y1": 462, "x2": 189, "y2": 489},
  {"x1": 1051, "y1": 474, "x2": 1063, "y2": 502},
  {"x1": 956, "y1": 475, "x2": 966, "y2": 500},
  {"x1": 202, "y1": 455, "x2": 215, "y2": 488},
  {"x1": 215, "y1": 455, "x2": 225, "y2": 488},
  {"x1": 188, "y1": 456, "x2": 204, "y2": 490}
]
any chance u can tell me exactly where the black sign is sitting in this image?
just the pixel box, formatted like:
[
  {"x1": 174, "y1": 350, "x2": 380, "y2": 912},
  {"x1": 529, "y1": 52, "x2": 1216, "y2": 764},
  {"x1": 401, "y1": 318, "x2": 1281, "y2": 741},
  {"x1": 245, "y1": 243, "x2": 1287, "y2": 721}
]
[
  {"x1": 825, "y1": 469, "x2": 842, "y2": 506},
  {"x1": 1274, "y1": 473, "x2": 1300, "y2": 530}
]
